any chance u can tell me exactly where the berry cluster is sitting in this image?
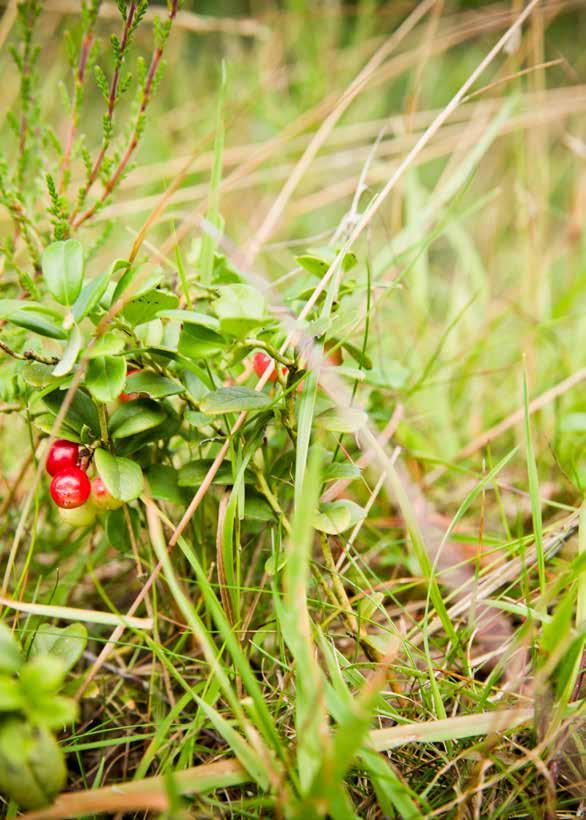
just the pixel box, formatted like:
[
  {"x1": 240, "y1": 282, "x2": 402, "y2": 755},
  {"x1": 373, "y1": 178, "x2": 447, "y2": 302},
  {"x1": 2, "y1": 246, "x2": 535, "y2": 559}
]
[
  {"x1": 46, "y1": 440, "x2": 120, "y2": 527},
  {"x1": 45, "y1": 371, "x2": 143, "y2": 526}
]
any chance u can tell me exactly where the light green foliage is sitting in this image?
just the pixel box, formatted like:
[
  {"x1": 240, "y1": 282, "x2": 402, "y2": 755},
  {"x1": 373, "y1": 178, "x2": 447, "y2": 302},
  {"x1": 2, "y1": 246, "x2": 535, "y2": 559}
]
[{"x1": 0, "y1": 621, "x2": 85, "y2": 808}]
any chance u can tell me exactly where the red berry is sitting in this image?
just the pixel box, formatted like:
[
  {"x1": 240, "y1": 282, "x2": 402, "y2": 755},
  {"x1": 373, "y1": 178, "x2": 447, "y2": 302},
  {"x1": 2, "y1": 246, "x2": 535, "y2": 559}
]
[
  {"x1": 91, "y1": 476, "x2": 122, "y2": 511},
  {"x1": 50, "y1": 466, "x2": 91, "y2": 509},
  {"x1": 119, "y1": 369, "x2": 141, "y2": 403},
  {"x1": 46, "y1": 439, "x2": 80, "y2": 477},
  {"x1": 252, "y1": 352, "x2": 282, "y2": 383}
]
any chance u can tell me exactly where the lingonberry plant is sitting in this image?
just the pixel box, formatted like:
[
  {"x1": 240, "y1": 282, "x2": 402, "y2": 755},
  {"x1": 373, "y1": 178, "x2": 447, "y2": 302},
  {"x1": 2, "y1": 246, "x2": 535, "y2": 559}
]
[
  {"x1": 1, "y1": 1, "x2": 584, "y2": 817},
  {"x1": 0, "y1": 2, "x2": 366, "y2": 811}
]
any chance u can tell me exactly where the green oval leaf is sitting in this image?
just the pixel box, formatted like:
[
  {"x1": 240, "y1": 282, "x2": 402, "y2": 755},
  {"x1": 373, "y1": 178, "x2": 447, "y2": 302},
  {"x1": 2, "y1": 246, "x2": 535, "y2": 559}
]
[
  {"x1": 106, "y1": 507, "x2": 141, "y2": 552},
  {"x1": 158, "y1": 310, "x2": 220, "y2": 330},
  {"x1": 145, "y1": 465, "x2": 185, "y2": 504},
  {"x1": 123, "y1": 289, "x2": 179, "y2": 327},
  {"x1": 22, "y1": 362, "x2": 61, "y2": 388},
  {"x1": 42, "y1": 387, "x2": 99, "y2": 437},
  {"x1": 29, "y1": 623, "x2": 87, "y2": 673},
  {"x1": 72, "y1": 268, "x2": 111, "y2": 322},
  {"x1": 88, "y1": 330, "x2": 126, "y2": 359},
  {"x1": 313, "y1": 500, "x2": 365, "y2": 535},
  {"x1": 214, "y1": 284, "x2": 266, "y2": 338},
  {"x1": 86, "y1": 356, "x2": 126, "y2": 403},
  {"x1": 200, "y1": 386, "x2": 273, "y2": 415},
  {"x1": 0, "y1": 300, "x2": 67, "y2": 340},
  {"x1": 178, "y1": 325, "x2": 226, "y2": 359},
  {"x1": 125, "y1": 370, "x2": 184, "y2": 398},
  {"x1": 178, "y1": 459, "x2": 240, "y2": 487},
  {"x1": 94, "y1": 448, "x2": 144, "y2": 502},
  {"x1": 111, "y1": 265, "x2": 160, "y2": 304},
  {"x1": 41, "y1": 239, "x2": 84, "y2": 306},
  {"x1": 109, "y1": 399, "x2": 167, "y2": 439}
]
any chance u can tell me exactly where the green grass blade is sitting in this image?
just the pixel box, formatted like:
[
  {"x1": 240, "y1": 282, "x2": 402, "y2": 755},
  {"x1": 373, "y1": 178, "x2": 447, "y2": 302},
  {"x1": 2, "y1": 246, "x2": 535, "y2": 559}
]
[{"x1": 523, "y1": 366, "x2": 545, "y2": 596}]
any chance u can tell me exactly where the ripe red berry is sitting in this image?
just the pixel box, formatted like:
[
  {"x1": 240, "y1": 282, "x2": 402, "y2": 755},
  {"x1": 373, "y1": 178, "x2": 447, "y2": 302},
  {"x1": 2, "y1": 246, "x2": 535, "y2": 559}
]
[
  {"x1": 46, "y1": 439, "x2": 80, "y2": 477},
  {"x1": 252, "y1": 352, "x2": 281, "y2": 383},
  {"x1": 91, "y1": 476, "x2": 122, "y2": 511},
  {"x1": 119, "y1": 369, "x2": 141, "y2": 403},
  {"x1": 50, "y1": 466, "x2": 91, "y2": 509}
]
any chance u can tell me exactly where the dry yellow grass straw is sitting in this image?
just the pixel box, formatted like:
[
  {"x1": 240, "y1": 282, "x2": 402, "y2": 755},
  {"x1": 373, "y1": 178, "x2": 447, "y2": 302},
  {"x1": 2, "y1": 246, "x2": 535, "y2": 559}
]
[
  {"x1": 240, "y1": 0, "x2": 438, "y2": 267},
  {"x1": 0, "y1": 0, "x2": 16, "y2": 51},
  {"x1": 0, "y1": 595, "x2": 153, "y2": 630}
]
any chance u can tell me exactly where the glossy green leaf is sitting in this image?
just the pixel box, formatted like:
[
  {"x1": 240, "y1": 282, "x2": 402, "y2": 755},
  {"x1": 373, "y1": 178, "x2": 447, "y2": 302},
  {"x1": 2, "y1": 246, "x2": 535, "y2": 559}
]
[
  {"x1": 200, "y1": 386, "x2": 273, "y2": 415},
  {"x1": 0, "y1": 300, "x2": 67, "y2": 340},
  {"x1": 185, "y1": 409, "x2": 211, "y2": 427},
  {"x1": 86, "y1": 356, "x2": 126, "y2": 403},
  {"x1": 95, "y1": 448, "x2": 144, "y2": 502},
  {"x1": 106, "y1": 507, "x2": 141, "y2": 552},
  {"x1": 178, "y1": 459, "x2": 238, "y2": 487},
  {"x1": 88, "y1": 330, "x2": 126, "y2": 359},
  {"x1": 178, "y1": 324, "x2": 226, "y2": 358},
  {"x1": 146, "y1": 465, "x2": 184, "y2": 504},
  {"x1": 22, "y1": 362, "x2": 61, "y2": 388},
  {"x1": 181, "y1": 365, "x2": 213, "y2": 396},
  {"x1": 296, "y1": 250, "x2": 357, "y2": 277},
  {"x1": 111, "y1": 265, "x2": 160, "y2": 304},
  {"x1": 109, "y1": 398, "x2": 167, "y2": 439},
  {"x1": 135, "y1": 318, "x2": 164, "y2": 347},
  {"x1": 42, "y1": 387, "x2": 99, "y2": 437},
  {"x1": 158, "y1": 310, "x2": 220, "y2": 330},
  {"x1": 214, "y1": 284, "x2": 266, "y2": 337},
  {"x1": 125, "y1": 370, "x2": 183, "y2": 398},
  {"x1": 72, "y1": 259, "x2": 123, "y2": 322},
  {"x1": 41, "y1": 239, "x2": 84, "y2": 306},
  {"x1": 123, "y1": 289, "x2": 179, "y2": 326}
]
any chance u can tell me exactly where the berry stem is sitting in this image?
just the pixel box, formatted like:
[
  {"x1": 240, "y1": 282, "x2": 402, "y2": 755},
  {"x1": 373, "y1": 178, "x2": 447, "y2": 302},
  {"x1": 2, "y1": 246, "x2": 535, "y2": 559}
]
[{"x1": 97, "y1": 402, "x2": 110, "y2": 449}]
